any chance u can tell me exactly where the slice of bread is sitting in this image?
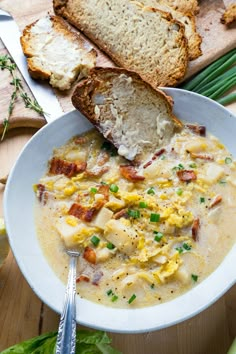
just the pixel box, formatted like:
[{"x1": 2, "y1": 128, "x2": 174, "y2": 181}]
[
  {"x1": 162, "y1": 0, "x2": 199, "y2": 14},
  {"x1": 72, "y1": 67, "x2": 182, "y2": 161},
  {"x1": 221, "y1": 4, "x2": 236, "y2": 26},
  {"x1": 54, "y1": 0, "x2": 188, "y2": 87},
  {"x1": 141, "y1": 0, "x2": 202, "y2": 60},
  {"x1": 20, "y1": 15, "x2": 97, "y2": 90}
]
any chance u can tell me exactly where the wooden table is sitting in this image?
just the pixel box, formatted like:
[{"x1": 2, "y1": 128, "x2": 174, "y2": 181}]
[{"x1": 0, "y1": 1, "x2": 236, "y2": 352}]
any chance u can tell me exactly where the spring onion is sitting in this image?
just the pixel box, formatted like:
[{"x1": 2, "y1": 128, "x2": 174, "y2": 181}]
[
  {"x1": 200, "y1": 197, "x2": 205, "y2": 203},
  {"x1": 191, "y1": 274, "x2": 198, "y2": 282},
  {"x1": 147, "y1": 187, "x2": 155, "y2": 195},
  {"x1": 128, "y1": 294, "x2": 136, "y2": 304},
  {"x1": 91, "y1": 235, "x2": 100, "y2": 247},
  {"x1": 181, "y1": 49, "x2": 236, "y2": 105},
  {"x1": 128, "y1": 209, "x2": 140, "y2": 218},
  {"x1": 90, "y1": 187, "x2": 98, "y2": 194},
  {"x1": 139, "y1": 201, "x2": 148, "y2": 208},
  {"x1": 225, "y1": 157, "x2": 232, "y2": 164},
  {"x1": 176, "y1": 188, "x2": 183, "y2": 196},
  {"x1": 154, "y1": 231, "x2": 163, "y2": 242},
  {"x1": 110, "y1": 184, "x2": 119, "y2": 193},
  {"x1": 107, "y1": 242, "x2": 115, "y2": 250},
  {"x1": 150, "y1": 213, "x2": 160, "y2": 222}
]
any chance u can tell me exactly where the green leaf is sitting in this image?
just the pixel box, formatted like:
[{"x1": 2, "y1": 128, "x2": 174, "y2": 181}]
[{"x1": 1, "y1": 330, "x2": 121, "y2": 354}]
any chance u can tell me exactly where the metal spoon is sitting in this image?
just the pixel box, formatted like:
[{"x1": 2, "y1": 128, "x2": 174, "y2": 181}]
[{"x1": 56, "y1": 250, "x2": 80, "y2": 354}]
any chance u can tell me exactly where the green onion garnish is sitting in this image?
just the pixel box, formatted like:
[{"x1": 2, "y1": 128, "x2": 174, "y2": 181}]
[
  {"x1": 189, "y1": 163, "x2": 197, "y2": 168},
  {"x1": 176, "y1": 188, "x2": 183, "y2": 196},
  {"x1": 225, "y1": 157, "x2": 232, "y2": 164},
  {"x1": 128, "y1": 294, "x2": 136, "y2": 304},
  {"x1": 150, "y1": 213, "x2": 160, "y2": 222},
  {"x1": 150, "y1": 283, "x2": 155, "y2": 289},
  {"x1": 91, "y1": 235, "x2": 100, "y2": 247},
  {"x1": 110, "y1": 184, "x2": 119, "y2": 193},
  {"x1": 191, "y1": 274, "x2": 198, "y2": 282},
  {"x1": 128, "y1": 209, "x2": 140, "y2": 219},
  {"x1": 139, "y1": 201, "x2": 148, "y2": 208},
  {"x1": 147, "y1": 187, "x2": 155, "y2": 195},
  {"x1": 176, "y1": 247, "x2": 184, "y2": 254},
  {"x1": 200, "y1": 197, "x2": 205, "y2": 203},
  {"x1": 219, "y1": 179, "x2": 227, "y2": 185},
  {"x1": 183, "y1": 243, "x2": 192, "y2": 251},
  {"x1": 107, "y1": 242, "x2": 115, "y2": 250},
  {"x1": 154, "y1": 231, "x2": 163, "y2": 242},
  {"x1": 172, "y1": 163, "x2": 185, "y2": 171},
  {"x1": 111, "y1": 295, "x2": 118, "y2": 302},
  {"x1": 90, "y1": 187, "x2": 97, "y2": 194},
  {"x1": 106, "y1": 289, "x2": 113, "y2": 296}
]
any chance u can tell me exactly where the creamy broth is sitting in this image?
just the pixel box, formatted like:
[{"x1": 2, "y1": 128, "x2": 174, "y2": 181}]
[{"x1": 35, "y1": 128, "x2": 236, "y2": 308}]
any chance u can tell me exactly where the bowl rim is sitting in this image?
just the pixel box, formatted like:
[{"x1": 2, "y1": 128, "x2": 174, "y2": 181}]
[{"x1": 3, "y1": 88, "x2": 236, "y2": 333}]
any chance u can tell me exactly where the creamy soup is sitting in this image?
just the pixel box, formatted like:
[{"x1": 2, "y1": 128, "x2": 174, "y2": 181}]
[{"x1": 35, "y1": 127, "x2": 236, "y2": 308}]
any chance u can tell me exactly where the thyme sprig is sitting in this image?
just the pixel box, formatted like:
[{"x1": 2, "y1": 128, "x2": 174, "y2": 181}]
[{"x1": 0, "y1": 54, "x2": 45, "y2": 141}]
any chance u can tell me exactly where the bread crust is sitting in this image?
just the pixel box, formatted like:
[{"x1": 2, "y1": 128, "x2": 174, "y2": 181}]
[
  {"x1": 20, "y1": 15, "x2": 97, "y2": 90},
  {"x1": 221, "y1": 4, "x2": 236, "y2": 26},
  {"x1": 54, "y1": 0, "x2": 188, "y2": 87}
]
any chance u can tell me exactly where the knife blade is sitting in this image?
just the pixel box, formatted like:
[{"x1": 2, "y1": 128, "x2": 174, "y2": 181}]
[{"x1": 0, "y1": 9, "x2": 63, "y2": 122}]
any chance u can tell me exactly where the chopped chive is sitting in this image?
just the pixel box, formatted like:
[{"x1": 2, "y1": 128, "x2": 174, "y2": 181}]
[
  {"x1": 107, "y1": 242, "x2": 115, "y2": 250},
  {"x1": 111, "y1": 295, "x2": 119, "y2": 302},
  {"x1": 172, "y1": 163, "x2": 185, "y2": 171},
  {"x1": 139, "y1": 201, "x2": 148, "y2": 208},
  {"x1": 150, "y1": 213, "x2": 160, "y2": 222},
  {"x1": 225, "y1": 157, "x2": 232, "y2": 164},
  {"x1": 91, "y1": 235, "x2": 100, "y2": 247},
  {"x1": 176, "y1": 188, "x2": 183, "y2": 196},
  {"x1": 147, "y1": 187, "x2": 155, "y2": 195},
  {"x1": 189, "y1": 163, "x2": 197, "y2": 168},
  {"x1": 128, "y1": 294, "x2": 136, "y2": 304},
  {"x1": 219, "y1": 179, "x2": 227, "y2": 185},
  {"x1": 154, "y1": 231, "x2": 163, "y2": 242},
  {"x1": 128, "y1": 209, "x2": 140, "y2": 219},
  {"x1": 110, "y1": 184, "x2": 119, "y2": 193},
  {"x1": 106, "y1": 289, "x2": 113, "y2": 296},
  {"x1": 90, "y1": 187, "x2": 98, "y2": 194},
  {"x1": 191, "y1": 274, "x2": 198, "y2": 282},
  {"x1": 200, "y1": 197, "x2": 205, "y2": 203},
  {"x1": 176, "y1": 247, "x2": 183, "y2": 254},
  {"x1": 183, "y1": 243, "x2": 192, "y2": 251}
]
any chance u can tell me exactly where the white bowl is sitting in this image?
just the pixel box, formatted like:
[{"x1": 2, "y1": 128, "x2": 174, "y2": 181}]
[{"x1": 4, "y1": 88, "x2": 236, "y2": 333}]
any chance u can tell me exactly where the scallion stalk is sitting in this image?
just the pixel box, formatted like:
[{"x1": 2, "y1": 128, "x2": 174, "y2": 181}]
[{"x1": 217, "y1": 93, "x2": 236, "y2": 105}]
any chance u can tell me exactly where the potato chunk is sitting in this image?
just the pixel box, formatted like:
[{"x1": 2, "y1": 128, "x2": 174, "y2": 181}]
[
  {"x1": 92, "y1": 207, "x2": 113, "y2": 229},
  {"x1": 104, "y1": 219, "x2": 138, "y2": 255}
]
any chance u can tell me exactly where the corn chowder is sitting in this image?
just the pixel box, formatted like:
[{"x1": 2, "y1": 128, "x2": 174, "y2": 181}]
[{"x1": 35, "y1": 127, "x2": 236, "y2": 308}]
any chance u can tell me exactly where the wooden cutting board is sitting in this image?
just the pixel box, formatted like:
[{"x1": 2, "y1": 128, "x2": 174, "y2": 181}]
[{"x1": 0, "y1": 0, "x2": 235, "y2": 135}]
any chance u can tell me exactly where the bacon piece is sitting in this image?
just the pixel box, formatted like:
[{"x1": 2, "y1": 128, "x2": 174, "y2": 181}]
[
  {"x1": 120, "y1": 165, "x2": 145, "y2": 181},
  {"x1": 186, "y1": 124, "x2": 206, "y2": 136},
  {"x1": 69, "y1": 203, "x2": 99, "y2": 222},
  {"x1": 49, "y1": 157, "x2": 87, "y2": 177},
  {"x1": 97, "y1": 184, "x2": 109, "y2": 201},
  {"x1": 92, "y1": 271, "x2": 103, "y2": 285},
  {"x1": 190, "y1": 152, "x2": 214, "y2": 161},
  {"x1": 97, "y1": 151, "x2": 110, "y2": 166},
  {"x1": 177, "y1": 170, "x2": 197, "y2": 182},
  {"x1": 113, "y1": 208, "x2": 129, "y2": 220},
  {"x1": 76, "y1": 274, "x2": 90, "y2": 283},
  {"x1": 192, "y1": 218, "x2": 200, "y2": 241},
  {"x1": 85, "y1": 166, "x2": 109, "y2": 177},
  {"x1": 143, "y1": 160, "x2": 153, "y2": 169},
  {"x1": 36, "y1": 184, "x2": 48, "y2": 205},
  {"x1": 83, "y1": 247, "x2": 96, "y2": 264},
  {"x1": 154, "y1": 148, "x2": 166, "y2": 157},
  {"x1": 209, "y1": 195, "x2": 222, "y2": 208}
]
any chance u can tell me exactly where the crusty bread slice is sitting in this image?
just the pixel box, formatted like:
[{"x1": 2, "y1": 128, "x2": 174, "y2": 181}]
[
  {"x1": 72, "y1": 68, "x2": 182, "y2": 161},
  {"x1": 162, "y1": 0, "x2": 199, "y2": 14},
  {"x1": 141, "y1": 0, "x2": 202, "y2": 60},
  {"x1": 54, "y1": 0, "x2": 188, "y2": 88},
  {"x1": 20, "y1": 15, "x2": 97, "y2": 90},
  {"x1": 221, "y1": 4, "x2": 236, "y2": 25}
]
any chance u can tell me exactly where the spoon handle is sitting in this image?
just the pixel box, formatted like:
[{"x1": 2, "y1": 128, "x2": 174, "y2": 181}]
[{"x1": 56, "y1": 255, "x2": 77, "y2": 354}]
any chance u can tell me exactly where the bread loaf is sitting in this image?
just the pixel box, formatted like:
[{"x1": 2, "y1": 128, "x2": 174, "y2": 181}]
[
  {"x1": 141, "y1": 0, "x2": 202, "y2": 60},
  {"x1": 72, "y1": 67, "x2": 181, "y2": 161},
  {"x1": 54, "y1": 0, "x2": 188, "y2": 87},
  {"x1": 20, "y1": 15, "x2": 97, "y2": 90}
]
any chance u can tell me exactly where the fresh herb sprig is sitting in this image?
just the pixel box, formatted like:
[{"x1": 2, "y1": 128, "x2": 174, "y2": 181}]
[
  {"x1": 0, "y1": 54, "x2": 45, "y2": 141},
  {"x1": 180, "y1": 49, "x2": 236, "y2": 105}
]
